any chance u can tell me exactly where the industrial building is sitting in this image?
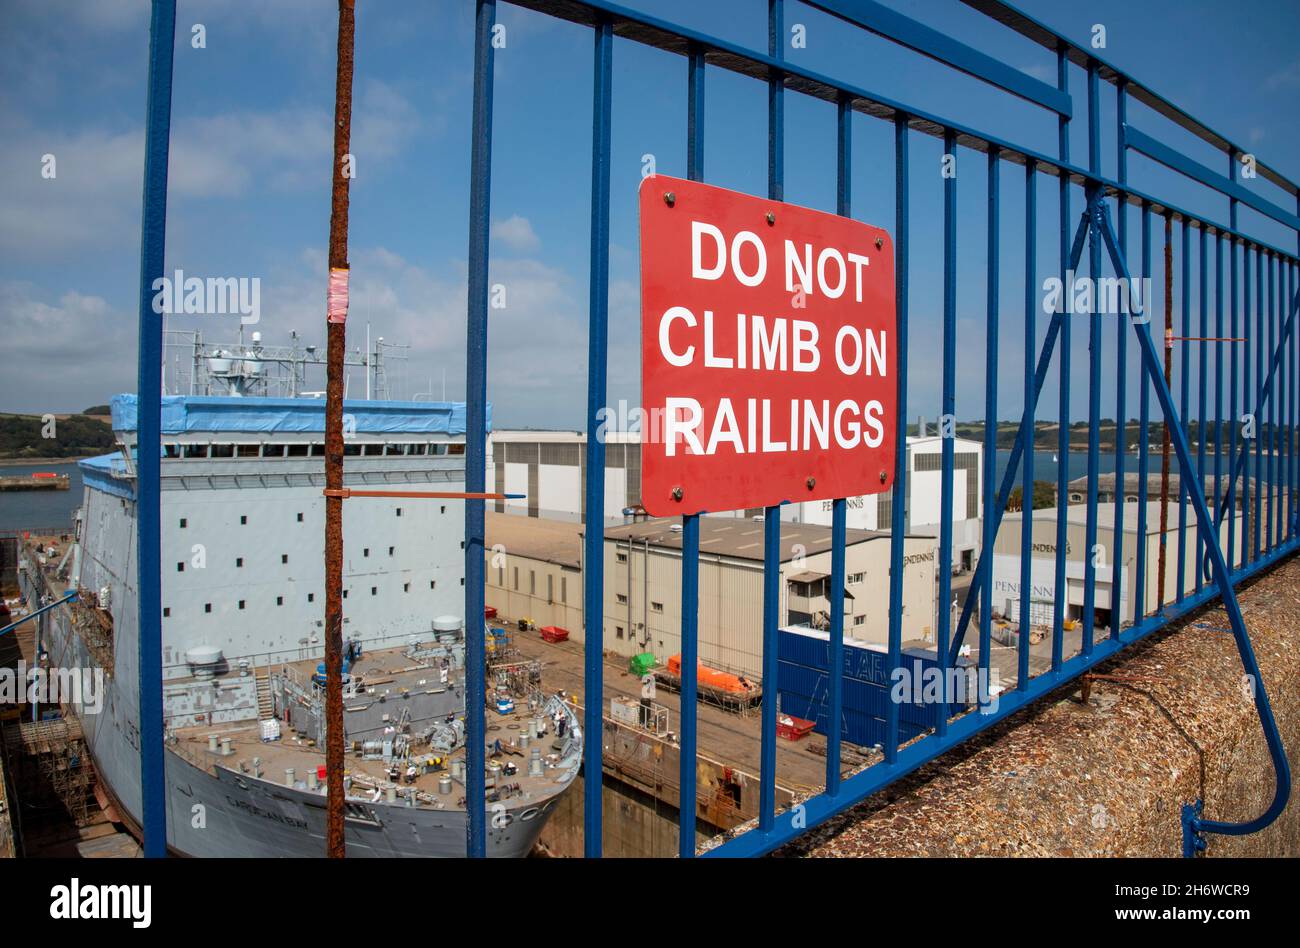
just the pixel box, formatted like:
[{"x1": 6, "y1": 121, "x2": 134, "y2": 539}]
[
  {"x1": 990, "y1": 500, "x2": 1245, "y2": 630},
  {"x1": 488, "y1": 428, "x2": 981, "y2": 571},
  {"x1": 487, "y1": 429, "x2": 641, "y2": 523},
  {"x1": 753, "y1": 434, "x2": 983, "y2": 573},
  {"x1": 484, "y1": 510, "x2": 938, "y2": 681},
  {"x1": 603, "y1": 518, "x2": 939, "y2": 678},
  {"x1": 484, "y1": 512, "x2": 584, "y2": 631}
]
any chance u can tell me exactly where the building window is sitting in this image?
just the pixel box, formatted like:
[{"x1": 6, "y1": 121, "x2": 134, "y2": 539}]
[
  {"x1": 281, "y1": 554, "x2": 288, "y2": 564},
  {"x1": 561, "y1": 577, "x2": 567, "y2": 603},
  {"x1": 388, "y1": 546, "x2": 395, "y2": 556},
  {"x1": 297, "y1": 512, "x2": 304, "y2": 522},
  {"x1": 513, "y1": 568, "x2": 519, "y2": 590},
  {"x1": 616, "y1": 626, "x2": 625, "y2": 639},
  {"x1": 651, "y1": 601, "x2": 663, "y2": 613},
  {"x1": 854, "y1": 615, "x2": 865, "y2": 626},
  {"x1": 238, "y1": 600, "x2": 246, "y2": 610},
  {"x1": 616, "y1": 593, "x2": 628, "y2": 605},
  {"x1": 204, "y1": 603, "x2": 212, "y2": 614},
  {"x1": 371, "y1": 586, "x2": 377, "y2": 596},
  {"x1": 849, "y1": 572, "x2": 865, "y2": 584},
  {"x1": 430, "y1": 580, "x2": 436, "y2": 589},
  {"x1": 276, "y1": 596, "x2": 283, "y2": 606},
  {"x1": 308, "y1": 592, "x2": 315, "y2": 603},
  {"x1": 240, "y1": 515, "x2": 247, "y2": 525},
  {"x1": 163, "y1": 607, "x2": 170, "y2": 618},
  {"x1": 403, "y1": 582, "x2": 410, "y2": 593},
  {"x1": 179, "y1": 518, "x2": 187, "y2": 528},
  {"x1": 236, "y1": 557, "x2": 243, "y2": 567},
  {"x1": 343, "y1": 590, "x2": 349, "y2": 599},
  {"x1": 616, "y1": 552, "x2": 627, "y2": 563},
  {"x1": 530, "y1": 571, "x2": 536, "y2": 595},
  {"x1": 396, "y1": 507, "x2": 403, "y2": 517},
  {"x1": 177, "y1": 562, "x2": 185, "y2": 572}
]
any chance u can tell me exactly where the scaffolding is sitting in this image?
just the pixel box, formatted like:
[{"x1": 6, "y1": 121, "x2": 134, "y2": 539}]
[{"x1": 0, "y1": 717, "x2": 97, "y2": 837}]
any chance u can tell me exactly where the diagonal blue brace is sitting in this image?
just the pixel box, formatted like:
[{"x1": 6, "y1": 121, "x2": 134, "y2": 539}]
[
  {"x1": 1209, "y1": 284, "x2": 1300, "y2": 550},
  {"x1": 1093, "y1": 202, "x2": 1291, "y2": 855}
]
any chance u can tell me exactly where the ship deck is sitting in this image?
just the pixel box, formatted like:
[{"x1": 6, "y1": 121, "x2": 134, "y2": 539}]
[{"x1": 169, "y1": 644, "x2": 580, "y2": 810}]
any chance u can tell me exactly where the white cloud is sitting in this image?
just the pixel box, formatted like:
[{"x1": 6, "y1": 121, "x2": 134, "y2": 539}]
[
  {"x1": 491, "y1": 215, "x2": 541, "y2": 253},
  {"x1": 0, "y1": 281, "x2": 136, "y2": 412},
  {"x1": 0, "y1": 80, "x2": 421, "y2": 259}
]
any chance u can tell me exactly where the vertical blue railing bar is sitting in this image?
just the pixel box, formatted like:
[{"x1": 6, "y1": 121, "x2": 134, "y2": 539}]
[
  {"x1": 1284, "y1": 258, "x2": 1294, "y2": 540},
  {"x1": 1268, "y1": 254, "x2": 1279, "y2": 546},
  {"x1": 677, "y1": 39, "x2": 705, "y2": 859},
  {"x1": 758, "y1": 0, "x2": 783, "y2": 834},
  {"x1": 1110, "y1": 80, "x2": 1129, "y2": 637},
  {"x1": 825, "y1": 88, "x2": 851, "y2": 795},
  {"x1": 1052, "y1": 43, "x2": 1071, "y2": 673},
  {"x1": 1177, "y1": 220, "x2": 1191, "y2": 594},
  {"x1": 581, "y1": 15, "x2": 614, "y2": 859},
  {"x1": 135, "y1": 0, "x2": 176, "y2": 859},
  {"x1": 1255, "y1": 249, "x2": 1263, "y2": 561},
  {"x1": 1197, "y1": 226, "x2": 1208, "y2": 586},
  {"x1": 1229, "y1": 233, "x2": 1239, "y2": 569},
  {"x1": 885, "y1": 112, "x2": 910, "y2": 763},
  {"x1": 937, "y1": 126, "x2": 957, "y2": 735},
  {"x1": 1243, "y1": 245, "x2": 1252, "y2": 563},
  {"x1": 759, "y1": 511, "x2": 780, "y2": 830},
  {"x1": 1269, "y1": 256, "x2": 1277, "y2": 549},
  {"x1": 678, "y1": 513, "x2": 699, "y2": 856},
  {"x1": 1134, "y1": 203, "x2": 1151, "y2": 619},
  {"x1": 980, "y1": 146, "x2": 999, "y2": 701},
  {"x1": 1018, "y1": 158, "x2": 1035, "y2": 691},
  {"x1": 464, "y1": 0, "x2": 497, "y2": 859},
  {"x1": 1081, "y1": 59, "x2": 1101, "y2": 656},
  {"x1": 1228, "y1": 151, "x2": 1240, "y2": 569},
  {"x1": 1214, "y1": 233, "x2": 1224, "y2": 565}
]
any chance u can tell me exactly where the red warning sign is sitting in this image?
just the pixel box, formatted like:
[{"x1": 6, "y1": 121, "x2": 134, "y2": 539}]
[{"x1": 639, "y1": 175, "x2": 896, "y2": 516}]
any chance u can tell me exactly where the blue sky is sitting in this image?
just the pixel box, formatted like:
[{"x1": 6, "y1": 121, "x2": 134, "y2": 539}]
[{"x1": 1, "y1": 0, "x2": 1297, "y2": 431}]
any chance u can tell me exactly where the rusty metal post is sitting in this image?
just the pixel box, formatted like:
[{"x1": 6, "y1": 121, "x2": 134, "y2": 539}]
[
  {"x1": 1157, "y1": 213, "x2": 1174, "y2": 610},
  {"x1": 324, "y1": 0, "x2": 356, "y2": 860}
]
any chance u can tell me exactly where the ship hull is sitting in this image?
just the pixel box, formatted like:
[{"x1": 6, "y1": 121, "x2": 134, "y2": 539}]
[{"x1": 30, "y1": 572, "x2": 562, "y2": 858}]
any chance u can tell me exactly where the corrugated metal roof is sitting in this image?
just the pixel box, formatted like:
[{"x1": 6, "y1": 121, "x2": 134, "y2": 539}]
[{"x1": 605, "y1": 516, "x2": 906, "y2": 563}]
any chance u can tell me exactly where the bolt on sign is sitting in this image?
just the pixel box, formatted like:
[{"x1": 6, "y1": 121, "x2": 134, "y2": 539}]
[{"x1": 638, "y1": 175, "x2": 896, "y2": 516}]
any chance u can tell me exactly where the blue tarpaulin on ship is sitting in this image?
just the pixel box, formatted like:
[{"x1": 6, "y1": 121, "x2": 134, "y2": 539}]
[
  {"x1": 110, "y1": 394, "x2": 479, "y2": 436},
  {"x1": 78, "y1": 453, "x2": 135, "y2": 501}
]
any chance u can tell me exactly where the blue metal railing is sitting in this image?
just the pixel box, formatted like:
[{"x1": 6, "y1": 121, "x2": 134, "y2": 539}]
[{"x1": 126, "y1": 0, "x2": 1296, "y2": 859}]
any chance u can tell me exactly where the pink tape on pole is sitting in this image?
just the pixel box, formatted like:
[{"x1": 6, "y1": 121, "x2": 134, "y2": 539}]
[{"x1": 327, "y1": 267, "x2": 350, "y2": 324}]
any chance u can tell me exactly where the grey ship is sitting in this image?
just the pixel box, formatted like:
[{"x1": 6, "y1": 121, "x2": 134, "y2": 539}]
[{"x1": 23, "y1": 341, "x2": 581, "y2": 857}]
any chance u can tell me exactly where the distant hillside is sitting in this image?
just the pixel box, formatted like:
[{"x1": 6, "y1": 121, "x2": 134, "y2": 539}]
[{"x1": 0, "y1": 412, "x2": 115, "y2": 459}]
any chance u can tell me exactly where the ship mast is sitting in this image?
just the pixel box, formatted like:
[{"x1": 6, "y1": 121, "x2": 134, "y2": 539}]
[{"x1": 323, "y1": 0, "x2": 356, "y2": 859}]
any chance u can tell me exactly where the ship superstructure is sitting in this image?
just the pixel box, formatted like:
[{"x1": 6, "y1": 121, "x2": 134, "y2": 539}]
[{"x1": 22, "y1": 390, "x2": 580, "y2": 857}]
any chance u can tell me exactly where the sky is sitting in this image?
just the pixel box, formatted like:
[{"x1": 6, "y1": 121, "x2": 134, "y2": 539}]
[{"x1": 1, "y1": 0, "x2": 1298, "y2": 431}]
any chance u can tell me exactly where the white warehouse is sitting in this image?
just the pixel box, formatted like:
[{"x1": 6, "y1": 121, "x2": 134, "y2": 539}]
[{"x1": 488, "y1": 429, "x2": 982, "y2": 572}]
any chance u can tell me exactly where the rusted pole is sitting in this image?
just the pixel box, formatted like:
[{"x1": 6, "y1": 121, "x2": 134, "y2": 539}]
[
  {"x1": 324, "y1": 0, "x2": 356, "y2": 860},
  {"x1": 1157, "y1": 213, "x2": 1173, "y2": 610}
]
